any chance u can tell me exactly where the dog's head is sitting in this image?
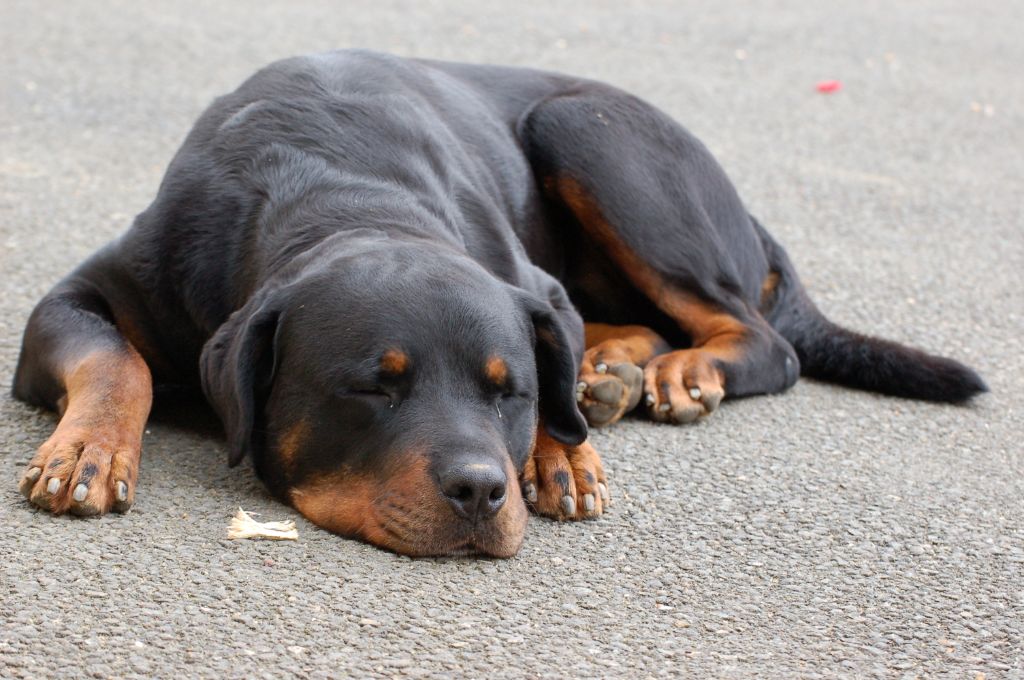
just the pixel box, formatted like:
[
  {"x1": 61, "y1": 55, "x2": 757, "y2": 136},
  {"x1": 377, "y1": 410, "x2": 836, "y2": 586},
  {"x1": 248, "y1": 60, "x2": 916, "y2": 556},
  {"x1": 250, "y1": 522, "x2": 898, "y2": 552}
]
[{"x1": 200, "y1": 237, "x2": 586, "y2": 557}]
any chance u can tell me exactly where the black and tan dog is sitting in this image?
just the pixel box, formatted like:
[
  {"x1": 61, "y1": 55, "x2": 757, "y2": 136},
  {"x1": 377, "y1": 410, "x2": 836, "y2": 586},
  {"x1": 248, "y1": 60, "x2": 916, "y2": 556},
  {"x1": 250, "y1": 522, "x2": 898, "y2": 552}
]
[{"x1": 13, "y1": 50, "x2": 986, "y2": 556}]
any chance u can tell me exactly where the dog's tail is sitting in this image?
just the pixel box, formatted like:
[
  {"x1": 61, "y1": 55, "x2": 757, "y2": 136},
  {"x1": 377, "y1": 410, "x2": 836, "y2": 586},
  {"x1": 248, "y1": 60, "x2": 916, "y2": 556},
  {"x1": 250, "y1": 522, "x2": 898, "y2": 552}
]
[{"x1": 753, "y1": 218, "x2": 987, "y2": 403}]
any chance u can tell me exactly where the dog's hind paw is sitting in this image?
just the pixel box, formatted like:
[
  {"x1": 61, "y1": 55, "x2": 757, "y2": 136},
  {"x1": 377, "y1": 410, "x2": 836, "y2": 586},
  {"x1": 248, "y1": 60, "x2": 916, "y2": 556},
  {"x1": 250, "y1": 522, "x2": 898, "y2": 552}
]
[
  {"x1": 576, "y1": 343, "x2": 644, "y2": 427},
  {"x1": 642, "y1": 349, "x2": 725, "y2": 423}
]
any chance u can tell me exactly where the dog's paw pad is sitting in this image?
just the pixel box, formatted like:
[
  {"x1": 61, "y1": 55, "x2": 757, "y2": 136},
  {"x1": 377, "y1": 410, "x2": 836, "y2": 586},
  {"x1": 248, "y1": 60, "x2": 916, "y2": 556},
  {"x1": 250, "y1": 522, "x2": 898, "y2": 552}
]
[{"x1": 577, "y1": 344, "x2": 644, "y2": 427}]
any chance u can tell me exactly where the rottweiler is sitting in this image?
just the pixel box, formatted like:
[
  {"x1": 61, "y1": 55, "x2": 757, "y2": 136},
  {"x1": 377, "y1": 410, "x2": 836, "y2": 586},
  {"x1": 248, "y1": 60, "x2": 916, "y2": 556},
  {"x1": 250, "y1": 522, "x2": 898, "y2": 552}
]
[{"x1": 13, "y1": 50, "x2": 986, "y2": 557}]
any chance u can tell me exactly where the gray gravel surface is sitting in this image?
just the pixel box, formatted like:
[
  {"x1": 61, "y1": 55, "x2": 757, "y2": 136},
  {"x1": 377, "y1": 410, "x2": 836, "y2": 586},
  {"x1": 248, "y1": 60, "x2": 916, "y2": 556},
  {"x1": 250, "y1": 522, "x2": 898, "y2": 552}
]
[{"x1": 2, "y1": 1, "x2": 1022, "y2": 677}]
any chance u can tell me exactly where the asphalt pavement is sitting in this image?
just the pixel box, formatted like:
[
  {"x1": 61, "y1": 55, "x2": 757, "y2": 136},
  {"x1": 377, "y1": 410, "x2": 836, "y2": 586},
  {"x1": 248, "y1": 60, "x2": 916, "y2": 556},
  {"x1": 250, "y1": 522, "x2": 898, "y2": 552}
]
[{"x1": 1, "y1": 1, "x2": 1022, "y2": 677}]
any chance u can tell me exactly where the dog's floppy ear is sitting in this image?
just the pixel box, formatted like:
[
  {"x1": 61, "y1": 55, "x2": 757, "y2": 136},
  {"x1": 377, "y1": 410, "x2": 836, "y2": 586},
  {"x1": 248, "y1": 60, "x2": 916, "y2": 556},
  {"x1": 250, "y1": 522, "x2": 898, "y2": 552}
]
[
  {"x1": 522, "y1": 294, "x2": 588, "y2": 446},
  {"x1": 200, "y1": 289, "x2": 283, "y2": 467}
]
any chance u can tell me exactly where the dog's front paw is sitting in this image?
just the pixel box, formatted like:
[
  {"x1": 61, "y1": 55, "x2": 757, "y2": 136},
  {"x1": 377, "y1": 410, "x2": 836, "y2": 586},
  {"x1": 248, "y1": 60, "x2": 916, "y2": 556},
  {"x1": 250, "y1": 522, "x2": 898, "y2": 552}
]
[
  {"x1": 576, "y1": 341, "x2": 644, "y2": 427},
  {"x1": 521, "y1": 430, "x2": 608, "y2": 520},
  {"x1": 643, "y1": 349, "x2": 725, "y2": 423},
  {"x1": 19, "y1": 422, "x2": 140, "y2": 516}
]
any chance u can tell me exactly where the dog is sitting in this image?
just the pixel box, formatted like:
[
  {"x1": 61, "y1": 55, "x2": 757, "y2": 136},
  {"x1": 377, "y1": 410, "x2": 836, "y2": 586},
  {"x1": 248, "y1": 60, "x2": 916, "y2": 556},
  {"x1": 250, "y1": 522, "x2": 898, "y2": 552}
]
[{"x1": 13, "y1": 50, "x2": 986, "y2": 557}]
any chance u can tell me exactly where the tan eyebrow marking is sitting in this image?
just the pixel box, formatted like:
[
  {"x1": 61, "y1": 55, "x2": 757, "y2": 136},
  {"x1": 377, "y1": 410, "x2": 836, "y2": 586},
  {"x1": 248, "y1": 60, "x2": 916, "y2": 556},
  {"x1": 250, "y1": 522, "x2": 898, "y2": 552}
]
[
  {"x1": 485, "y1": 356, "x2": 509, "y2": 386},
  {"x1": 380, "y1": 349, "x2": 410, "y2": 375}
]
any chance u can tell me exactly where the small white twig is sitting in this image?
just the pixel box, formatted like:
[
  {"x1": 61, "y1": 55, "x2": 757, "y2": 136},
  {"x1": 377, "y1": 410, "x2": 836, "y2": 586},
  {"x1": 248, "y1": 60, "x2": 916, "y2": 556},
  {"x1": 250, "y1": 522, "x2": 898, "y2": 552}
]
[{"x1": 226, "y1": 507, "x2": 298, "y2": 541}]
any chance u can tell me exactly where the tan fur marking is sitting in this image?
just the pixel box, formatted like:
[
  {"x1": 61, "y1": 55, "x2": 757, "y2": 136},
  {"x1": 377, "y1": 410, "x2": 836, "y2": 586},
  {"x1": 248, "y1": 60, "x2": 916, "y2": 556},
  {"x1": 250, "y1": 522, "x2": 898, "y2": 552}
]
[
  {"x1": 759, "y1": 271, "x2": 780, "y2": 312},
  {"x1": 380, "y1": 349, "x2": 410, "y2": 375},
  {"x1": 289, "y1": 452, "x2": 526, "y2": 557},
  {"x1": 289, "y1": 468, "x2": 389, "y2": 545},
  {"x1": 277, "y1": 418, "x2": 310, "y2": 467},
  {"x1": 485, "y1": 356, "x2": 509, "y2": 386},
  {"x1": 584, "y1": 323, "x2": 669, "y2": 366},
  {"x1": 61, "y1": 348, "x2": 152, "y2": 440}
]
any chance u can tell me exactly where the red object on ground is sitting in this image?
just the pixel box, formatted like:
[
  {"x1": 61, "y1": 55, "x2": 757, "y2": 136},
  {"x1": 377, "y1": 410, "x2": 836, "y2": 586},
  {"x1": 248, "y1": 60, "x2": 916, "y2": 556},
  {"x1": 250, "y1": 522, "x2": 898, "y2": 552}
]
[{"x1": 816, "y1": 80, "x2": 842, "y2": 93}]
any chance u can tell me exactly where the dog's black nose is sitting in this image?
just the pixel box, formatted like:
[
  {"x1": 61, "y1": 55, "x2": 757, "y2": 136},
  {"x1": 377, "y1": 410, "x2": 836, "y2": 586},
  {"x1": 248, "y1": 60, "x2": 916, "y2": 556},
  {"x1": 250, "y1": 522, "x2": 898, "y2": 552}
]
[{"x1": 439, "y1": 460, "x2": 507, "y2": 521}]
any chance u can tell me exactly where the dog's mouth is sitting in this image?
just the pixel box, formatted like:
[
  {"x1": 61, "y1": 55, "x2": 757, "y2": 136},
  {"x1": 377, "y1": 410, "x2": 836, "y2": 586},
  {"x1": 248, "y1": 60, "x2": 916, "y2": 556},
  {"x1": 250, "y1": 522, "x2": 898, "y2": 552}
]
[
  {"x1": 287, "y1": 456, "x2": 528, "y2": 558},
  {"x1": 379, "y1": 530, "x2": 523, "y2": 559}
]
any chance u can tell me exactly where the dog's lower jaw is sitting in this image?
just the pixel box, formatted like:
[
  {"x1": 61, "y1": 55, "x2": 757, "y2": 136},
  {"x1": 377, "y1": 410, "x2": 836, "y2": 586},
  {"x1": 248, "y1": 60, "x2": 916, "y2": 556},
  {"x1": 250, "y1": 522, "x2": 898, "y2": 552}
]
[{"x1": 287, "y1": 458, "x2": 528, "y2": 558}]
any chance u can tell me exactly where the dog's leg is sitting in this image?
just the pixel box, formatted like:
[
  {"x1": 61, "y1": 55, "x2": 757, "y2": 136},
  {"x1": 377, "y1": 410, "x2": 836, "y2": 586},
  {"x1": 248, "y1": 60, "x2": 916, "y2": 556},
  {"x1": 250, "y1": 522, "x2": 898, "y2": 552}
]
[
  {"x1": 554, "y1": 177, "x2": 797, "y2": 424},
  {"x1": 13, "y1": 281, "x2": 152, "y2": 515},
  {"x1": 520, "y1": 87, "x2": 800, "y2": 423},
  {"x1": 516, "y1": 273, "x2": 609, "y2": 519},
  {"x1": 577, "y1": 323, "x2": 669, "y2": 427}
]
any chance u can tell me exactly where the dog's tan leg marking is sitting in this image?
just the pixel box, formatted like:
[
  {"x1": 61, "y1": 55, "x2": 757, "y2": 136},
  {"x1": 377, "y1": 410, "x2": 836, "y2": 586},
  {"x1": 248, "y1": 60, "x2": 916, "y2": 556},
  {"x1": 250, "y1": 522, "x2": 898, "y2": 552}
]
[{"x1": 19, "y1": 347, "x2": 152, "y2": 515}]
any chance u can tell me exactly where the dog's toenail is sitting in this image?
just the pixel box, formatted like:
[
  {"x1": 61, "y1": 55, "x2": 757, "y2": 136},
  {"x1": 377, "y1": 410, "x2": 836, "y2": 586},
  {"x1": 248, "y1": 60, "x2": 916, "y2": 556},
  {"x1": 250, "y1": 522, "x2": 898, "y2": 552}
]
[
  {"x1": 645, "y1": 393, "x2": 656, "y2": 406},
  {"x1": 658, "y1": 403, "x2": 671, "y2": 412},
  {"x1": 561, "y1": 495, "x2": 576, "y2": 516},
  {"x1": 46, "y1": 478, "x2": 61, "y2": 494},
  {"x1": 599, "y1": 482, "x2": 609, "y2": 502},
  {"x1": 595, "y1": 363, "x2": 607, "y2": 374},
  {"x1": 73, "y1": 484, "x2": 88, "y2": 502},
  {"x1": 523, "y1": 482, "x2": 537, "y2": 504},
  {"x1": 26, "y1": 467, "x2": 42, "y2": 482},
  {"x1": 576, "y1": 391, "x2": 585, "y2": 403},
  {"x1": 689, "y1": 387, "x2": 701, "y2": 400},
  {"x1": 116, "y1": 481, "x2": 128, "y2": 502},
  {"x1": 583, "y1": 494, "x2": 595, "y2": 513}
]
